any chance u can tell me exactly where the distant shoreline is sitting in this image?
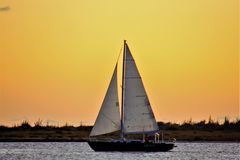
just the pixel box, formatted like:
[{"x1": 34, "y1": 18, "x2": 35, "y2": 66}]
[
  {"x1": 1, "y1": 120, "x2": 239, "y2": 142},
  {"x1": 0, "y1": 129, "x2": 239, "y2": 142}
]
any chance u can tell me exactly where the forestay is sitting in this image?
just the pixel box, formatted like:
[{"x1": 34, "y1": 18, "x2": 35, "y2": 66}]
[
  {"x1": 123, "y1": 43, "x2": 159, "y2": 134},
  {"x1": 90, "y1": 65, "x2": 120, "y2": 136}
]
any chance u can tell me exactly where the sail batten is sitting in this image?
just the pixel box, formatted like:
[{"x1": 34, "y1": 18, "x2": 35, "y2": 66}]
[
  {"x1": 90, "y1": 65, "x2": 120, "y2": 136},
  {"x1": 123, "y1": 43, "x2": 159, "y2": 134}
]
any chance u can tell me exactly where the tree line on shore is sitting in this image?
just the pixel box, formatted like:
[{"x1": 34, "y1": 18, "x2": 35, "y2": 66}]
[
  {"x1": 0, "y1": 116, "x2": 239, "y2": 131},
  {"x1": 158, "y1": 116, "x2": 240, "y2": 131}
]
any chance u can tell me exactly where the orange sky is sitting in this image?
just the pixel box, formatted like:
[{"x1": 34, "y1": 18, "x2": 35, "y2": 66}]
[{"x1": 0, "y1": 0, "x2": 239, "y2": 126}]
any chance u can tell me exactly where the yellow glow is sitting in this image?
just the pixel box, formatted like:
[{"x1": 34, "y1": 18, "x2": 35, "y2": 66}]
[{"x1": 0, "y1": 0, "x2": 239, "y2": 126}]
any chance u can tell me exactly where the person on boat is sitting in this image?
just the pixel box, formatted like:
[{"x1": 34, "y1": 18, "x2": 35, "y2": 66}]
[{"x1": 145, "y1": 135, "x2": 150, "y2": 143}]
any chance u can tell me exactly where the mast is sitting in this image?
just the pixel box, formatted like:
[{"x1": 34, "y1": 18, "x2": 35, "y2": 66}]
[{"x1": 120, "y1": 40, "x2": 126, "y2": 140}]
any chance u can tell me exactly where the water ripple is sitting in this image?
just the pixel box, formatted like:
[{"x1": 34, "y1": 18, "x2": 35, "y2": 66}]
[{"x1": 0, "y1": 142, "x2": 239, "y2": 160}]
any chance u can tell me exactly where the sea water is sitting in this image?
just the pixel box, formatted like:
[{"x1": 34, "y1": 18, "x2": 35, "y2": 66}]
[{"x1": 0, "y1": 142, "x2": 239, "y2": 160}]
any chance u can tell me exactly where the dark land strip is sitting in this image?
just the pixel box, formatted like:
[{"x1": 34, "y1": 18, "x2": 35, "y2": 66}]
[{"x1": 0, "y1": 119, "x2": 239, "y2": 142}]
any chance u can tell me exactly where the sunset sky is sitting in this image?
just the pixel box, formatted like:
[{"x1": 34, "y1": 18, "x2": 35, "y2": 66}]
[{"x1": 0, "y1": 0, "x2": 239, "y2": 126}]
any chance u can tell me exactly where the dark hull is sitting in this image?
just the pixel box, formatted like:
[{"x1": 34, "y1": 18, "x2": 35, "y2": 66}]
[{"x1": 88, "y1": 141, "x2": 174, "y2": 152}]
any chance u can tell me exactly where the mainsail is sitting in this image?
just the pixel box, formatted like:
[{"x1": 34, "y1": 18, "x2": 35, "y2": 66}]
[
  {"x1": 90, "y1": 65, "x2": 120, "y2": 136},
  {"x1": 123, "y1": 42, "x2": 159, "y2": 134}
]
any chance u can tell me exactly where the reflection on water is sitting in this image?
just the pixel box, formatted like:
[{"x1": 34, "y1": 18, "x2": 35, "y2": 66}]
[{"x1": 0, "y1": 142, "x2": 239, "y2": 160}]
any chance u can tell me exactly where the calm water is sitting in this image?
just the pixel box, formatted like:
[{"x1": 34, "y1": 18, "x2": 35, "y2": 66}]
[{"x1": 0, "y1": 142, "x2": 239, "y2": 160}]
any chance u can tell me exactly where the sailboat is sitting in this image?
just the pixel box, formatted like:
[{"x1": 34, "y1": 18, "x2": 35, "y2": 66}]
[{"x1": 88, "y1": 40, "x2": 175, "y2": 152}]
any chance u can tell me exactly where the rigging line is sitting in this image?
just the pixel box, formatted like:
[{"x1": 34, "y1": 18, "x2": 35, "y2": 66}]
[
  {"x1": 116, "y1": 47, "x2": 122, "y2": 65},
  {"x1": 102, "y1": 113, "x2": 119, "y2": 129}
]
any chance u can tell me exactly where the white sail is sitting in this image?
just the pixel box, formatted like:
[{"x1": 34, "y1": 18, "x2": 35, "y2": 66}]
[
  {"x1": 123, "y1": 43, "x2": 159, "y2": 134},
  {"x1": 90, "y1": 65, "x2": 120, "y2": 136}
]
